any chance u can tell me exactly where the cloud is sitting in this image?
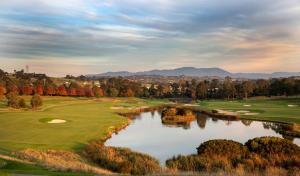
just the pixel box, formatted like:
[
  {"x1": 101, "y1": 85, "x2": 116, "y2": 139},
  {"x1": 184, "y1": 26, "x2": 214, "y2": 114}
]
[{"x1": 0, "y1": 0, "x2": 300, "y2": 75}]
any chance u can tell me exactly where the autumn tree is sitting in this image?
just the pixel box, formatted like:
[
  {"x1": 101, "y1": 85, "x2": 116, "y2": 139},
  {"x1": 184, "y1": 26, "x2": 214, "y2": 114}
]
[
  {"x1": 126, "y1": 88, "x2": 134, "y2": 97},
  {"x1": 0, "y1": 84, "x2": 6, "y2": 99},
  {"x1": 85, "y1": 86, "x2": 95, "y2": 97},
  {"x1": 8, "y1": 84, "x2": 19, "y2": 95},
  {"x1": 22, "y1": 83, "x2": 33, "y2": 95},
  {"x1": 45, "y1": 85, "x2": 56, "y2": 96},
  {"x1": 57, "y1": 85, "x2": 68, "y2": 96},
  {"x1": 68, "y1": 82, "x2": 78, "y2": 96},
  {"x1": 93, "y1": 86, "x2": 104, "y2": 98},
  {"x1": 35, "y1": 84, "x2": 44, "y2": 95},
  {"x1": 196, "y1": 81, "x2": 207, "y2": 99}
]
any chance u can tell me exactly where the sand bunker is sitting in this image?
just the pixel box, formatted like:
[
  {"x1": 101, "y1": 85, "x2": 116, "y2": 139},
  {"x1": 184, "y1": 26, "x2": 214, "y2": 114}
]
[
  {"x1": 48, "y1": 119, "x2": 66, "y2": 124},
  {"x1": 110, "y1": 106, "x2": 125, "y2": 110},
  {"x1": 215, "y1": 109, "x2": 237, "y2": 116},
  {"x1": 288, "y1": 104, "x2": 298, "y2": 107},
  {"x1": 183, "y1": 104, "x2": 200, "y2": 107},
  {"x1": 244, "y1": 113, "x2": 259, "y2": 116},
  {"x1": 243, "y1": 105, "x2": 252, "y2": 107},
  {"x1": 236, "y1": 110, "x2": 250, "y2": 113}
]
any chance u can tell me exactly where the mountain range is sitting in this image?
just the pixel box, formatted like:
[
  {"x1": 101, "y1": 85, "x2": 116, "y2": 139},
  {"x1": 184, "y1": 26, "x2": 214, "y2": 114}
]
[{"x1": 87, "y1": 67, "x2": 300, "y2": 79}]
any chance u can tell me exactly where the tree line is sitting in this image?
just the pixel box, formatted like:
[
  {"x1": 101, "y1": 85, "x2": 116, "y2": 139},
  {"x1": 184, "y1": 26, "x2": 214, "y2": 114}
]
[{"x1": 1, "y1": 69, "x2": 300, "y2": 102}]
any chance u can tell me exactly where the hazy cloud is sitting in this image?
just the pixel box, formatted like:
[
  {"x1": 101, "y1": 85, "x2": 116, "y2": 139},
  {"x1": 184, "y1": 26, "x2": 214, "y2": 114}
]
[{"x1": 0, "y1": 0, "x2": 300, "y2": 75}]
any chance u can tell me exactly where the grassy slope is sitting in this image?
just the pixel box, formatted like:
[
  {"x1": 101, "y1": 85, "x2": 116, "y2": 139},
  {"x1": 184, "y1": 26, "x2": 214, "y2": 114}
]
[
  {"x1": 0, "y1": 158, "x2": 93, "y2": 176},
  {"x1": 197, "y1": 97, "x2": 300, "y2": 124},
  {"x1": 0, "y1": 96, "x2": 166, "y2": 153}
]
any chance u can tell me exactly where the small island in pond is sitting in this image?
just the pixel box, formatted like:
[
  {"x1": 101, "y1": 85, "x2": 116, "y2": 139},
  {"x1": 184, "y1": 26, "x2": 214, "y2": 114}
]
[{"x1": 161, "y1": 107, "x2": 196, "y2": 124}]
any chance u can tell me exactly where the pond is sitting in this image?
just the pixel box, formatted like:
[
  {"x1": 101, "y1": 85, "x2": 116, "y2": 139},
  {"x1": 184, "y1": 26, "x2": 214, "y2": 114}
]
[{"x1": 105, "y1": 111, "x2": 300, "y2": 165}]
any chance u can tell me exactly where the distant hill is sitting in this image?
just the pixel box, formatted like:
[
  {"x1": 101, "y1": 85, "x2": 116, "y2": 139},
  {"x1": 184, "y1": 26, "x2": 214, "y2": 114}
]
[{"x1": 88, "y1": 67, "x2": 300, "y2": 79}]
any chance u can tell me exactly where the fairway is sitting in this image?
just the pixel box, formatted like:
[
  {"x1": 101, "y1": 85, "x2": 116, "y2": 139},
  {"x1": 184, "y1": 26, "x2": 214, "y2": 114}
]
[
  {"x1": 197, "y1": 97, "x2": 300, "y2": 124},
  {"x1": 0, "y1": 96, "x2": 166, "y2": 153}
]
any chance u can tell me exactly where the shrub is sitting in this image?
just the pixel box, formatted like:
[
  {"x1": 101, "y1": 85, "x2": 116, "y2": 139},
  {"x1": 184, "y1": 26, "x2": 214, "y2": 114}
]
[
  {"x1": 6, "y1": 92, "x2": 20, "y2": 108},
  {"x1": 84, "y1": 142, "x2": 160, "y2": 175},
  {"x1": 18, "y1": 98, "x2": 26, "y2": 108},
  {"x1": 197, "y1": 139, "x2": 249, "y2": 158},
  {"x1": 166, "y1": 137, "x2": 300, "y2": 174},
  {"x1": 31, "y1": 94, "x2": 43, "y2": 108},
  {"x1": 166, "y1": 155, "x2": 208, "y2": 171},
  {"x1": 245, "y1": 137, "x2": 300, "y2": 156}
]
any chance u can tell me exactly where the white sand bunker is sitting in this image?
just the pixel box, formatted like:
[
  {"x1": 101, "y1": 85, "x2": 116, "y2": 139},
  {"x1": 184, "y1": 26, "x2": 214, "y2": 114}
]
[
  {"x1": 183, "y1": 104, "x2": 200, "y2": 107},
  {"x1": 288, "y1": 104, "x2": 298, "y2": 107},
  {"x1": 236, "y1": 110, "x2": 250, "y2": 113},
  {"x1": 244, "y1": 113, "x2": 259, "y2": 116},
  {"x1": 243, "y1": 104, "x2": 252, "y2": 107},
  {"x1": 215, "y1": 109, "x2": 237, "y2": 116},
  {"x1": 110, "y1": 106, "x2": 125, "y2": 110},
  {"x1": 48, "y1": 119, "x2": 66, "y2": 124}
]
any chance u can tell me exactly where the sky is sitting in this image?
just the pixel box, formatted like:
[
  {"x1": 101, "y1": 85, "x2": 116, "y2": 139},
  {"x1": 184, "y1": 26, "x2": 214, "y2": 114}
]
[{"x1": 0, "y1": 0, "x2": 300, "y2": 76}]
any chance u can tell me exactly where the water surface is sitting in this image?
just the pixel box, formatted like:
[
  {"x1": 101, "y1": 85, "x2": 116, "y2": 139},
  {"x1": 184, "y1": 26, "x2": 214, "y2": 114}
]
[{"x1": 105, "y1": 111, "x2": 300, "y2": 164}]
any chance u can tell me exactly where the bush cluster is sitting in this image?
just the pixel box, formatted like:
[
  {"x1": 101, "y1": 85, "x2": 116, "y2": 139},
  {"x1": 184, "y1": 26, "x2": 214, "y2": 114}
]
[
  {"x1": 84, "y1": 142, "x2": 161, "y2": 175},
  {"x1": 5, "y1": 92, "x2": 43, "y2": 109},
  {"x1": 30, "y1": 94, "x2": 43, "y2": 108},
  {"x1": 166, "y1": 137, "x2": 300, "y2": 175},
  {"x1": 6, "y1": 92, "x2": 26, "y2": 108}
]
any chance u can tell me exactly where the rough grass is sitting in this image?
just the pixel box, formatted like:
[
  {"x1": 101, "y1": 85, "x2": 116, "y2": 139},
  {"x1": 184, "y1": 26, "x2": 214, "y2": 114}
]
[
  {"x1": 0, "y1": 158, "x2": 94, "y2": 176},
  {"x1": 14, "y1": 149, "x2": 112, "y2": 175},
  {"x1": 197, "y1": 97, "x2": 300, "y2": 124}
]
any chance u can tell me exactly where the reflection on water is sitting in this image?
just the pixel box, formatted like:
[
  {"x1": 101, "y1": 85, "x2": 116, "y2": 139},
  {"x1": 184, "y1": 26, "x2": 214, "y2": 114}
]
[{"x1": 105, "y1": 111, "x2": 300, "y2": 165}]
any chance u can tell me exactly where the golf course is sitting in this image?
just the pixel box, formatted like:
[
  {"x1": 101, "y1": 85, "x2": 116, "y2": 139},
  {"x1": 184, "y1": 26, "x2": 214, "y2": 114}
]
[
  {"x1": 0, "y1": 96, "x2": 300, "y2": 175},
  {"x1": 197, "y1": 97, "x2": 300, "y2": 124}
]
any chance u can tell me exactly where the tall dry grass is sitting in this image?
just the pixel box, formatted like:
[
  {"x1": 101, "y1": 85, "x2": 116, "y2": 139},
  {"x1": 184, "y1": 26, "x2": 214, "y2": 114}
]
[{"x1": 14, "y1": 149, "x2": 112, "y2": 175}]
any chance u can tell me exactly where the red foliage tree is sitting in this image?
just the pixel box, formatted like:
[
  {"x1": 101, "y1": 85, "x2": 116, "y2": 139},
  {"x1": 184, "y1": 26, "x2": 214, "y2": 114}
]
[
  {"x1": 35, "y1": 84, "x2": 44, "y2": 95},
  {"x1": 45, "y1": 85, "x2": 56, "y2": 96},
  {"x1": 22, "y1": 83, "x2": 33, "y2": 95},
  {"x1": 57, "y1": 85, "x2": 68, "y2": 96},
  {"x1": 85, "y1": 87, "x2": 95, "y2": 97},
  {"x1": 126, "y1": 88, "x2": 134, "y2": 97},
  {"x1": 93, "y1": 86, "x2": 104, "y2": 97},
  {"x1": 76, "y1": 87, "x2": 85, "y2": 97},
  {"x1": 68, "y1": 88, "x2": 77, "y2": 96},
  {"x1": 10, "y1": 84, "x2": 19, "y2": 94},
  {"x1": 0, "y1": 84, "x2": 6, "y2": 97}
]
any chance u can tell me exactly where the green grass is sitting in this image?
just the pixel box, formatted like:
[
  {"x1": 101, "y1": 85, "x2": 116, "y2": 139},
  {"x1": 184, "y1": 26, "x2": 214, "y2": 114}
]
[
  {"x1": 0, "y1": 158, "x2": 93, "y2": 176},
  {"x1": 197, "y1": 97, "x2": 300, "y2": 124},
  {"x1": 0, "y1": 96, "x2": 167, "y2": 153}
]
